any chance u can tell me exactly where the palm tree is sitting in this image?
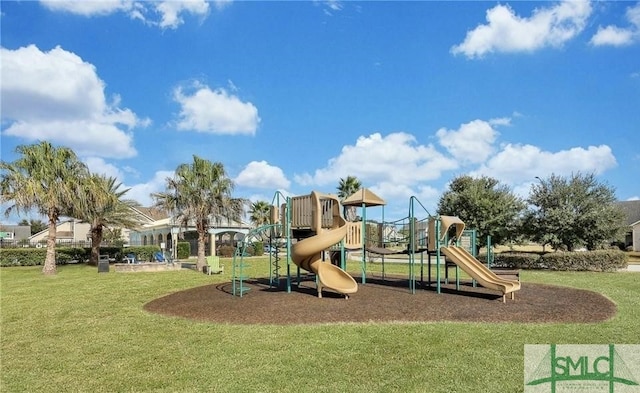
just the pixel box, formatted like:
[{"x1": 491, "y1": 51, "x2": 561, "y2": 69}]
[
  {"x1": 337, "y1": 175, "x2": 362, "y2": 222},
  {"x1": 152, "y1": 156, "x2": 245, "y2": 272},
  {"x1": 0, "y1": 141, "x2": 88, "y2": 275},
  {"x1": 71, "y1": 174, "x2": 142, "y2": 265},
  {"x1": 249, "y1": 200, "x2": 271, "y2": 227}
]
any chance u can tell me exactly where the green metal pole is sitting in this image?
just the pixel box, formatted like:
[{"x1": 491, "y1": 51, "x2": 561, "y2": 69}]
[
  {"x1": 487, "y1": 235, "x2": 492, "y2": 269},
  {"x1": 455, "y1": 235, "x2": 460, "y2": 291},
  {"x1": 435, "y1": 218, "x2": 441, "y2": 294},
  {"x1": 361, "y1": 202, "x2": 366, "y2": 284},
  {"x1": 420, "y1": 251, "x2": 424, "y2": 287},
  {"x1": 409, "y1": 196, "x2": 416, "y2": 293},
  {"x1": 232, "y1": 251, "x2": 237, "y2": 296},
  {"x1": 286, "y1": 197, "x2": 291, "y2": 294},
  {"x1": 381, "y1": 205, "x2": 385, "y2": 280}
]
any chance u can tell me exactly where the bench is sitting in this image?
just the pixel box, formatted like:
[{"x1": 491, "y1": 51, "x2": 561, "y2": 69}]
[{"x1": 206, "y1": 256, "x2": 224, "y2": 275}]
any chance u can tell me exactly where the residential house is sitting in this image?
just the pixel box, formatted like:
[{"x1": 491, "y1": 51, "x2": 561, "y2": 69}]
[
  {"x1": 0, "y1": 224, "x2": 31, "y2": 245},
  {"x1": 29, "y1": 219, "x2": 92, "y2": 246},
  {"x1": 617, "y1": 200, "x2": 640, "y2": 252}
]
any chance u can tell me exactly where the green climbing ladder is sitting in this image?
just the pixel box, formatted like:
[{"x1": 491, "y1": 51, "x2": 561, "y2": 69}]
[
  {"x1": 232, "y1": 243, "x2": 251, "y2": 297},
  {"x1": 231, "y1": 223, "x2": 283, "y2": 297}
]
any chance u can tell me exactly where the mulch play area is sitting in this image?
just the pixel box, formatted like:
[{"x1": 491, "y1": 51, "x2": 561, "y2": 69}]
[{"x1": 144, "y1": 275, "x2": 617, "y2": 325}]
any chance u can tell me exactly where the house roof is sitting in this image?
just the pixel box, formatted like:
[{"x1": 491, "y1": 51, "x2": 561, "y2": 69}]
[
  {"x1": 342, "y1": 188, "x2": 386, "y2": 207},
  {"x1": 616, "y1": 200, "x2": 640, "y2": 226},
  {"x1": 133, "y1": 207, "x2": 169, "y2": 222}
]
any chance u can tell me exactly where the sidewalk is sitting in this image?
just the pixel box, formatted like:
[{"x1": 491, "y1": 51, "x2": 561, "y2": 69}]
[{"x1": 628, "y1": 264, "x2": 640, "y2": 272}]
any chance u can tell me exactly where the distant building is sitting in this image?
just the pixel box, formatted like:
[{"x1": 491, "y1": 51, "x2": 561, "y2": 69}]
[
  {"x1": 617, "y1": 200, "x2": 640, "y2": 252},
  {"x1": 29, "y1": 219, "x2": 91, "y2": 246},
  {"x1": 127, "y1": 207, "x2": 252, "y2": 257},
  {"x1": 0, "y1": 225, "x2": 31, "y2": 244}
]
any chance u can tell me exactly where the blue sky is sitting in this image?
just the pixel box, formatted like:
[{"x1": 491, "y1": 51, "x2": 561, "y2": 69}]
[{"x1": 1, "y1": 0, "x2": 639, "y2": 223}]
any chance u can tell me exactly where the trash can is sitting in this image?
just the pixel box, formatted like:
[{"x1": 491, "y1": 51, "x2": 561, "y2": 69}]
[{"x1": 98, "y1": 255, "x2": 109, "y2": 273}]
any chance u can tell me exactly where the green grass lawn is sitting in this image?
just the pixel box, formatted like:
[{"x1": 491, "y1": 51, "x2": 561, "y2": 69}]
[{"x1": 1, "y1": 260, "x2": 639, "y2": 393}]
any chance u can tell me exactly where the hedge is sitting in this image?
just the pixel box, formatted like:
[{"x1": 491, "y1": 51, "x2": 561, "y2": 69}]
[
  {"x1": 122, "y1": 246, "x2": 162, "y2": 262},
  {"x1": 0, "y1": 245, "x2": 162, "y2": 267},
  {"x1": 541, "y1": 250, "x2": 626, "y2": 272},
  {"x1": 487, "y1": 250, "x2": 627, "y2": 272},
  {"x1": 216, "y1": 243, "x2": 263, "y2": 258},
  {"x1": 176, "y1": 242, "x2": 190, "y2": 259}
]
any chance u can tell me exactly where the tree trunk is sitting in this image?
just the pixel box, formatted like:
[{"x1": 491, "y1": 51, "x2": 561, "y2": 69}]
[
  {"x1": 196, "y1": 230, "x2": 207, "y2": 272},
  {"x1": 42, "y1": 214, "x2": 57, "y2": 275},
  {"x1": 89, "y1": 224, "x2": 103, "y2": 266}
]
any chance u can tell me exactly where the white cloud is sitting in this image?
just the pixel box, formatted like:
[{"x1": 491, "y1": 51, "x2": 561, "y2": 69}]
[
  {"x1": 371, "y1": 182, "x2": 440, "y2": 213},
  {"x1": 294, "y1": 132, "x2": 458, "y2": 189},
  {"x1": 435, "y1": 119, "x2": 501, "y2": 164},
  {"x1": 590, "y1": 3, "x2": 640, "y2": 47},
  {"x1": 325, "y1": 1, "x2": 343, "y2": 12},
  {"x1": 4, "y1": 120, "x2": 137, "y2": 158},
  {"x1": 471, "y1": 144, "x2": 617, "y2": 184},
  {"x1": 40, "y1": 0, "x2": 216, "y2": 29},
  {"x1": 173, "y1": 83, "x2": 260, "y2": 135},
  {"x1": 40, "y1": 0, "x2": 136, "y2": 16},
  {"x1": 126, "y1": 170, "x2": 175, "y2": 207},
  {"x1": 314, "y1": 0, "x2": 343, "y2": 16},
  {"x1": 451, "y1": 0, "x2": 592, "y2": 58},
  {"x1": 0, "y1": 45, "x2": 146, "y2": 158},
  {"x1": 235, "y1": 161, "x2": 291, "y2": 189},
  {"x1": 84, "y1": 157, "x2": 125, "y2": 181},
  {"x1": 590, "y1": 25, "x2": 634, "y2": 46},
  {"x1": 155, "y1": 0, "x2": 209, "y2": 29}
]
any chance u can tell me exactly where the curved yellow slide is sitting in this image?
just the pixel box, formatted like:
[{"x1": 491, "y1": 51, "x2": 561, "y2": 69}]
[
  {"x1": 291, "y1": 193, "x2": 358, "y2": 298},
  {"x1": 440, "y1": 245, "x2": 520, "y2": 302}
]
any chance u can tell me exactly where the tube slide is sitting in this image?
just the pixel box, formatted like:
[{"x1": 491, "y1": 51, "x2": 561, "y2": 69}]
[
  {"x1": 291, "y1": 193, "x2": 358, "y2": 298},
  {"x1": 440, "y1": 245, "x2": 520, "y2": 301}
]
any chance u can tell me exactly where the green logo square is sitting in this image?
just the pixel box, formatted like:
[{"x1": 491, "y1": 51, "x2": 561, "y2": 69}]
[{"x1": 525, "y1": 344, "x2": 640, "y2": 393}]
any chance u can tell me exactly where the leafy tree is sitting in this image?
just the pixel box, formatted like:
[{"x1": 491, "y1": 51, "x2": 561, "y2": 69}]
[
  {"x1": 437, "y1": 175, "x2": 526, "y2": 253},
  {"x1": 71, "y1": 175, "x2": 141, "y2": 265},
  {"x1": 18, "y1": 218, "x2": 47, "y2": 235},
  {"x1": 152, "y1": 156, "x2": 245, "y2": 271},
  {"x1": 249, "y1": 200, "x2": 271, "y2": 227},
  {"x1": 103, "y1": 227, "x2": 125, "y2": 246},
  {"x1": 337, "y1": 175, "x2": 362, "y2": 221},
  {"x1": 0, "y1": 141, "x2": 88, "y2": 275},
  {"x1": 524, "y1": 173, "x2": 624, "y2": 251}
]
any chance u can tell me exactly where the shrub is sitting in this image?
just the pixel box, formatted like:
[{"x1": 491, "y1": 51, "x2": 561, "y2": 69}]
[
  {"x1": 176, "y1": 242, "x2": 190, "y2": 259},
  {"x1": 491, "y1": 252, "x2": 544, "y2": 269},
  {"x1": 488, "y1": 250, "x2": 627, "y2": 271},
  {"x1": 252, "y1": 241, "x2": 264, "y2": 256},
  {"x1": 218, "y1": 245, "x2": 234, "y2": 257},
  {"x1": 0, "y1": 248, "x2": 46, "y2": 266},
  {"x1": 0, "y1": 247, "x2": 87, "y2": 266},
  {"x1": 95, "y1": 246, "x2": 123, "y2": 262},
  {"x1": 57, "y1": 247, "x2": 88, "y2": 264},
  {"x1": 541, "y1": 250, "x2": 626, "y2": 272},
  {"x1": 122, "y1": 246, "x2": 161, "y2": 262}
]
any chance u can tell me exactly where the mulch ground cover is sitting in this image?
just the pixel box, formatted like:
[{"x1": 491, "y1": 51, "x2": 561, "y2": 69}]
[{"x1": 144, "y1": 274, "x2": 616, "y2": 325}]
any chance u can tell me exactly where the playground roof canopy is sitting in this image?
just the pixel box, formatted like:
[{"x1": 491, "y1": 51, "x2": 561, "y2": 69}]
[
  {"x1": 342, "y1": 188, "x2": 386, "y2": 207},
  {"x1": 439, "y1": 216, "x2": 465, "y2": 241}
]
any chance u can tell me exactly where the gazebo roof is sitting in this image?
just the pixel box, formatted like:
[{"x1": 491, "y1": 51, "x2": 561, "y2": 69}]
[{"x1": 342, "y1": 188, "x2": 386, "y2": 207}]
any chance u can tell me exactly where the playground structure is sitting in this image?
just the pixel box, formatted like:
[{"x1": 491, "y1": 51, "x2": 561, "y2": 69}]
[
  {"x1": 289, "y1": 192, "x2": 358, "y2": 298},
  {"x1": 231, "y1": 189, "x2": 520, "y2": 302}
]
